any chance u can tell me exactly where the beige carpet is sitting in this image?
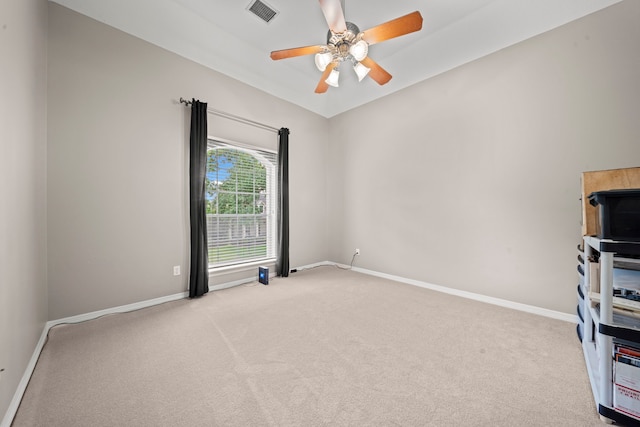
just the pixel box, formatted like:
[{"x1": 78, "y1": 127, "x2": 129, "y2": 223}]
[{"x1": 13, "y1": 267, "x2": 601, "y2": 426}]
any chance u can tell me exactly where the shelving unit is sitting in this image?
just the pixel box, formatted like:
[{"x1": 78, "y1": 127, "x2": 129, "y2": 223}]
[{"x1": 579, "y1": 236, "x2": 640, "y2": 425}]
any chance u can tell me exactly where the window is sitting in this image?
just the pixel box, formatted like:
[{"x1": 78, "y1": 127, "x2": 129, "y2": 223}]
[{"x1": 205, "y1": 140, "x2": 277, "y2": 268}]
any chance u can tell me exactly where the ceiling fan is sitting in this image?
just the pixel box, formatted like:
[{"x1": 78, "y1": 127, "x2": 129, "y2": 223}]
[{"x1": 270, "y1": 0, "x2": 423, "y2": 93}]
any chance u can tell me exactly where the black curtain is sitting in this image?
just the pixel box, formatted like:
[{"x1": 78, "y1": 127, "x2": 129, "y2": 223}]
[
  {"x1": 188, "y1": 99, "x2": 209, "y2": 297},
  {"x1": 276, "y1": 128, "x2": 290, "y2": 277}
]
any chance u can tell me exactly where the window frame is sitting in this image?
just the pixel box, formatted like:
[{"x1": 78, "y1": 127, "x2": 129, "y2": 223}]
[{"x1": 205, "y1": 138, "x2": 278, "y2": 271}]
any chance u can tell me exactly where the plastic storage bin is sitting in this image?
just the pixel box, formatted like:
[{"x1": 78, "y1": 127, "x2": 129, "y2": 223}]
[{"x1": 589, "y1": 189, "x2": 640, "y2": 241}]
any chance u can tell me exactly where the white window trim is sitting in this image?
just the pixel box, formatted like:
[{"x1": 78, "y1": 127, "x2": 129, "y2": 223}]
[
  {"x1": 208, "y1": 258, "x2": 277, "y2": 275},
  {"x1": 206, "y1": 136, "x2": 278, "y2": 271}
]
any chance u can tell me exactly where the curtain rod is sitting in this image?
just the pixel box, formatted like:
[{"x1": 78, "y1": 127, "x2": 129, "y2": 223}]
[{"x1": 179, "y1": 97, "x2": 280, "y2": 134}]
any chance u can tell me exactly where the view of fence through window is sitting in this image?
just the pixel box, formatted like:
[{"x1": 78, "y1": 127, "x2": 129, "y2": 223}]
[{"x1": 205, "y1": 143, "x2": 276, "y2": 267}]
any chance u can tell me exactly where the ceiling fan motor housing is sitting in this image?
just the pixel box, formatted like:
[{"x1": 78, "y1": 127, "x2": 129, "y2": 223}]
[{"x1": 326, "y1": 22, "x2": 363, "y2": 62}]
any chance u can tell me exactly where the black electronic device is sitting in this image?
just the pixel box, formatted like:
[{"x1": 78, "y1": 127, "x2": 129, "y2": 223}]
[{"x1": 259, "y1": 266, "x2": 269, "y2": 285}]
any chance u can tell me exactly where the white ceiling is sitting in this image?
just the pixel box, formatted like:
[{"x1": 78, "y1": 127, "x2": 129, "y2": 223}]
[{"x1": 51, "y1": 0, "x2": 621, "y2": 118}]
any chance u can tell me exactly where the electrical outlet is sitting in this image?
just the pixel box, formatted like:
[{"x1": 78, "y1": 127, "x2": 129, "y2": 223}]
[
  {"x1": 355, "y1": 248, "x2": 360, "y2": 255},
  {"x1": 173, "y1": 266, "x2": 181, "y2": 276}
]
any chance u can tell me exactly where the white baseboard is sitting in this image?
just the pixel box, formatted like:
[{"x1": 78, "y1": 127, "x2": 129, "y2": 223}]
[
  {"x1": 1, "y1": 326, "x2": 49, "y2": 427},
  {"x1": 298, "y1": 261, "x2": 577, "y2": 324},
  {"x1": 46, "y1": 292, "x2": 189, "y2": 329},
  {"x1": 294, "y1": 260, "x2": 334, "y2": 271},
  {"x1": 348, "y1": 264, "x2": 577, "y2": 323}
]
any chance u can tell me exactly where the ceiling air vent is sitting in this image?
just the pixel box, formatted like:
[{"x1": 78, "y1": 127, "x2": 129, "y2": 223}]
[{"x1": 247, "y1": 0, "x2": 279, "y2": 24}]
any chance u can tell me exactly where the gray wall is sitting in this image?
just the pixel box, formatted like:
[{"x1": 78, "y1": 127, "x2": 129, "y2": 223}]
[
  {"x1": 47, "y1": 4, "x2": 329, "y2": 320},
  {"x1": 0, "y1": 0, "x2": 48, "y2": 420},
  {"x1": 327, "y1": 0, "x2": 640, "y2": 314},
  {"x1": 31, "y1": 1, "x2": 640, "y2": 322}
]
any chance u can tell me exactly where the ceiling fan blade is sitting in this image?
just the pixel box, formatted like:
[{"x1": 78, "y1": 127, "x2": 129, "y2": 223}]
[
  {"x1": 360, "y1": 57, "x2": 392, "y2": 85},
  {"x1": 361, "y1": 11, "x2": 423, "y2": 46},
  {"x1": 271, "y1": 45, "x2": 326, "y2": 60},
  {"x1": 315, "y1": 62, "x2": 337, "y2": 94},
  {"x1": 319, "y1": 0, "x2": 347, "y2": 33}
]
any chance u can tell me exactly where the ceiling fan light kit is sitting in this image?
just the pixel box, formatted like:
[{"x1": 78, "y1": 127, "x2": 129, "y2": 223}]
[
  {"x1": 314, "y1": 51, "x2": 333, "y2": 72},
  {"x1": 353, "y1": 61, "x2": 370, "y2": 82},
  {"x1": 270, "y1": 0, "x2": 423, "y2": 94},
  {"x1": 349, "y1": 40, "x2": 368, "y2": 62},
  {"x1": 326, "y1": 69, "x2": 340, "y2": 87}
]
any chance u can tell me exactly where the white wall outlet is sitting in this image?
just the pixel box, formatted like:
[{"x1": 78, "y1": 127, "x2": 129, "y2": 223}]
[
  {"x1": 173, "y1": 265, "x2": 181, "y2": 276},
  {"x1": 355, "y1": 248, "x2": 360, "y2": 255}
]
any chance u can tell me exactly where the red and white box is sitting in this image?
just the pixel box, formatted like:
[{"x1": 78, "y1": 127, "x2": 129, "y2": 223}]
[{"x1": 614, "y1": 348, "x2": 640, "y2": 420}]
